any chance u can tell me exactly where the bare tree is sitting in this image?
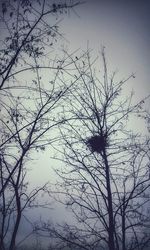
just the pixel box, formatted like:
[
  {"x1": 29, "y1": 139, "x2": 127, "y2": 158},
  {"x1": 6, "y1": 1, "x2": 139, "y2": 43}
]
[
  {"x1": 0, "y1": 1, "x2": 82, "y2": 249},
  {"x1": 42, "y1": 49, "x2": 150, "y2": 250}
]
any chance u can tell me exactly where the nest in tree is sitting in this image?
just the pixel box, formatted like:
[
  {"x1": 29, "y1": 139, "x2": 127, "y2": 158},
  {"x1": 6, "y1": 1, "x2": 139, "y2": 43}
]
[{"x1": 86, "y1": 134, "x2": 108, "y2": 153}]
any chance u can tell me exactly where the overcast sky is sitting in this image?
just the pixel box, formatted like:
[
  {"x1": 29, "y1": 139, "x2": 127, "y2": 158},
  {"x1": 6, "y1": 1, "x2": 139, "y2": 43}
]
[
  {"x1": 60, "y1": 0, "x2": 150, "y2": 98},
  {"x1": 16, "y1": 0, "x2": 150, "y2": 243},
  {"x1": 28, "y1": 0, "x2": 150, "y2": 207}
]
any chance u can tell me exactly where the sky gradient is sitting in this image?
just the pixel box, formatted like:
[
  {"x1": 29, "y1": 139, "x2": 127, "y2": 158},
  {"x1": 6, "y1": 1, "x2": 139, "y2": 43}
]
[
  {"x1": 29, "y1": 0, "x2": 150, "y2": 215},
  {"x1": 1, "y1": 0, "x2": 149, "y2": 246},
  {"x1": 61, "y1": 0, "x2": 150, "y2": 98}
]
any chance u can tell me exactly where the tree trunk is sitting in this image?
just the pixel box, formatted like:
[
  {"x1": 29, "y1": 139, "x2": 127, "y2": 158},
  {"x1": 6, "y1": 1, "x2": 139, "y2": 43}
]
[
  {"x1": 122, "y1": 197, "x2": 126, "y2": 250},
  {"x1": 9, "y1": 187, "x2": 21, "y2": 250},
  {"x1": 103, "y1": 150, "x2": 115, "y2": 250},
  {"x1": 0, "y1": 238, "x2": 5, "y2": 250}
]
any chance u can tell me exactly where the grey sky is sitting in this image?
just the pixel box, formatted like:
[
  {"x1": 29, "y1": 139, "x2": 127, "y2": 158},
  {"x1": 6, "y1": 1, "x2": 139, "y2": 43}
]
[
  {"x1": 3, "y1": 0, "x2": 149, "y2": 245},
  {"x1": 60, "y1": 0, "x2": 150, "y2": 98},
  {"x1": 29, "y1": 0, "x2": 150, "y2": 212}
]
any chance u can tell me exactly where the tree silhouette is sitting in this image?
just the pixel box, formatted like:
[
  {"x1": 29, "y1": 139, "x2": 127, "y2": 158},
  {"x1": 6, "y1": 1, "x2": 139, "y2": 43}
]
[
  {"x1": 43, "y1": 49, "x2": 150, "y2": 250},
  {"x1": 0, "y1": 1, "x2": 82, "y2": 249}
]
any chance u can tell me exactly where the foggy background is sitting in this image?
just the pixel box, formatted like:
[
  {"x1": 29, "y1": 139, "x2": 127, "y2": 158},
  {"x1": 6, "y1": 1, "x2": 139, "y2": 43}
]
[
  {"x1": 28, "y1": 0, "x2": 150, "y2": 183},
  {"x1": 1, "y1": 0, "x2": 149, "y2": 247}
]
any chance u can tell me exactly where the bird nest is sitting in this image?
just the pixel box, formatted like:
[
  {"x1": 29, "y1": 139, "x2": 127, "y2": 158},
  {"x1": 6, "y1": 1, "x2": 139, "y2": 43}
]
[{"x1": 86, "y1": 134, "x2": 108, "y2": 153}]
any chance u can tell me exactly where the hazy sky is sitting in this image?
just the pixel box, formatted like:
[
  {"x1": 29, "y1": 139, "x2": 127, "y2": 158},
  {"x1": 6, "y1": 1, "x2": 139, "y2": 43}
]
[
  {"x1": 29, "y1": 0, "x2": 150, "y2": 210},
  {"x1": 60, "y1": 0, "x2": 150, "y2": 98},
  {"x1": 6, "y1": 0, "x2": 149, "y2": 244}
]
